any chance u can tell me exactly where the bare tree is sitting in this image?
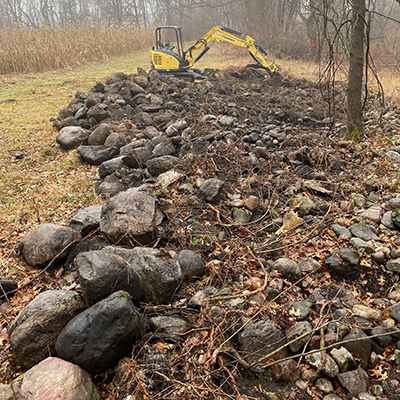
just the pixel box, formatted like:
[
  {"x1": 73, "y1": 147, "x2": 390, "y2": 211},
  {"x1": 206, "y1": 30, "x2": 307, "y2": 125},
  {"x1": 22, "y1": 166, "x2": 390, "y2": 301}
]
[{"x1": 346, "y1": 0, "x2": 366, "y2": 138}]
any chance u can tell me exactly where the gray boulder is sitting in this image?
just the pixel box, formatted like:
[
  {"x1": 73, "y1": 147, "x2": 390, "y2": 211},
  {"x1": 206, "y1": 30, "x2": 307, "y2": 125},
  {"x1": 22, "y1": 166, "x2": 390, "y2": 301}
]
[
  {"x1": 100, "y1": 191, "x2": 159, "y2": 245},
  {"x1": 69, "y1": 205, "x2": 102, "y2": 237},
  {"x1": 77, "y1": 145, "x2": 119, "y2": 165},
  {"x1": 55, "y1": 291, "x2": 142, "y2": 374},
  {"x1": 19, "y1": 223, "x2": 81, "y2": 267},
  {"x1": 152, "y1": 141, "x2": 176, "y2": 158},
  {"x1": 98, "y1": 156, "x2": 124, "y2": 178},
  {"x1": 75, "y1": 249, "x2": 142, "y2": 306},
  {"x1": 103, "y1": 246, "x2": 182, "y2": 305},
  {"x1": 238, "y1": 320, "x2": 288, "y2": 365},
  {"x1": 120, "y1": 142, "x2": 153, "y2": 168},
  {"x1": 56, "y1": 126, "x2": 90, "y2": 150},
  {"x1": 86, "y1": 103, "x2": 108, "y2": 122},
  {"x1": 147, "y1": 155, "x2": 180, "y2": 176},
  {"x1": 18, "y1": 357, "x2": 100, "y2": 400},
  {"x1": 9, "y1": 290, "x2": 86, "y2": 370},
  {"x1": 177, "y1": 249, "x2": 205, "y2": 281},
  {"x1": 88, "y1": 123, "x2": 112, "y2": 145}
]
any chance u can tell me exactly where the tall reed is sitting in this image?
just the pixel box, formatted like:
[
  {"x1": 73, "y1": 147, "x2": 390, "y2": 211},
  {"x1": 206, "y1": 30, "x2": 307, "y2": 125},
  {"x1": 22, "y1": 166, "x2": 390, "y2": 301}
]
[{"x1": 0, "y1": 24, "x2": 154, "y2": 74}]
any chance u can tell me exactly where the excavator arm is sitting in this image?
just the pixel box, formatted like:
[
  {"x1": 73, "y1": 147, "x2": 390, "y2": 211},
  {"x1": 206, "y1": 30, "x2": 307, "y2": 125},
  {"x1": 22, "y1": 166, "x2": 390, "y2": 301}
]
[{"x1": 184, "y1": 26, "x2": 279, "y2": 75}]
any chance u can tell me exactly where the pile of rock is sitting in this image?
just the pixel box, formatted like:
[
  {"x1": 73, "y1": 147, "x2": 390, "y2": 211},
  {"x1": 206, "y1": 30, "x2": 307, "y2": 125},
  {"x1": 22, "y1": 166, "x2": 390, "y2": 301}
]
[{"x1": 3, "y1": 69, "x2": 400, "y2": 399}]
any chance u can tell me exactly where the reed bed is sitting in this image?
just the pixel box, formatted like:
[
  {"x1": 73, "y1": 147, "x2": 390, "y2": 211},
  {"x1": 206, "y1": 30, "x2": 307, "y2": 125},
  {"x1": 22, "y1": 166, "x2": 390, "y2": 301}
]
[{"x1": 0, "y1": 24, "x2": 154, "y2": 74}]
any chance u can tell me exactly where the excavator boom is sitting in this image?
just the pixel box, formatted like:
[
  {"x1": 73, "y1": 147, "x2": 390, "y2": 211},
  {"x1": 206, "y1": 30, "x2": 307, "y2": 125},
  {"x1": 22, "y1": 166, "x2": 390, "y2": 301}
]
[
  {"x1": 185, "y1": 26, "x2": 278, "y2": 74},
  {"x1": 150, "y1": 25, "x2": 279, "y2": 79}
]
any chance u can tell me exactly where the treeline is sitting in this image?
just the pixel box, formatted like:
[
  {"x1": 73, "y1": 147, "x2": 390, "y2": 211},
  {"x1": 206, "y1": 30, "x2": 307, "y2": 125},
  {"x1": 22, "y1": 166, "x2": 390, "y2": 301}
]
[{"x1": 1, "y1": 0, "x2": 400, "y2": 74}]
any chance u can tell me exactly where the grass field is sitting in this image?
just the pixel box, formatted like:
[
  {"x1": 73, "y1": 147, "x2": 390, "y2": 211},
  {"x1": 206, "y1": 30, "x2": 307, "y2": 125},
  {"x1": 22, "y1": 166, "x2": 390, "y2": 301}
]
[{"x1": 1, "y1": 40, "x2": 400, "y2": 278}]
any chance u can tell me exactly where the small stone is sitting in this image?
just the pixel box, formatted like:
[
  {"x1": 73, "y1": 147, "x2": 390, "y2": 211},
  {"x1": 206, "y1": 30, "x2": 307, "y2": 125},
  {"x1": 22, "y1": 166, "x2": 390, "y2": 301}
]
[
  {"x1": 370, "y1": 384, "x2": 383, "y2": 396},
  {"x1": 358, "y1": 393, "x2": 376, "y2": 400},
  {"x1": 271, "y1": 360, "x2": 300, "y2": 382},
  {"x1": 390, "y1": 303, "x2": 400, "y2": 323},
  {"x1": 315, "y1": 378, "x2": 334, "y2": 394},
  {"x1": 388, "y1": 291, "x2": 400, "y2": 302},
  {"x1": 349, "y1": 237, "x2": 374, "y2": 254},
  {"x1": 330, "y1": 347, "x2": 357, "y2": 372},
  {"x1": 177, "y1": 250, "x2": 205, "y2": 282},
  {"x1": 391, "y1": 209, "x2": 400, "y2": 230},
  {"x1": 219, "y1": 116, "x2": 235, "y2": 126},
  {"x1": 232, "y1": 208, "x2": 252, "y2": 224},
  {"x1": 286, "y1": 321, "x2": 312, "y2": 352},
  {"x1": 301, "y1": 367, "x2": 319, "y2": 382},
  {"x1": 386, "y1": 258, "x2": 400, "y2": 272},
  {"x1": 359, "y1": 205, "x2": 382, "y2": 223},
  {"x1": 349, "y1": 223, "x2": 379, "y2": 241},
  {"x1": 273, "y1": 257, "x2": 302, "y2": 281},
  {"x1": 298, "y1": 257, "x2": 320, "y2": 273},
  {"x1": 387, "y1": 150, "x2": 400, "y2": 163},
  {"x1": 353, "y1": 304, "x2": 383, "y2": 321},
  {"x1": 332, "y1": 224, "x2": 352, "y2": 238},
  {"x1": 243, "y1": 195, "x2": 261, "y2": 211},
  {"x1": 290, "y1": 301, "x2": 311, "y2": 320},
  {"x1": 323, "y1": 395, "x2": 342, "y2": 400},
  {"x1": 305, "y1": 352, "x2": 339, "y2": 378},
  {"x1": 199, "y1": 178, "x2": 225, "y2": 202},
  {"x1": 149, "y1": 316, "x2": 188, "y2": 335},
  {"x1": 373, "y1": 251, "x2": 386, "y2": 264},
  {"x1": 382, "y1": 211, "x2": 395, "y2": 229}
]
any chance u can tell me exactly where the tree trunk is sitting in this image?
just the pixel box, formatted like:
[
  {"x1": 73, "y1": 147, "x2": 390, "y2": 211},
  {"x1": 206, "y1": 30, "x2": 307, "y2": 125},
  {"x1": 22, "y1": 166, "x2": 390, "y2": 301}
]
[{"x1": 346, "y1": 0, "x2": 366, "y2": 139}]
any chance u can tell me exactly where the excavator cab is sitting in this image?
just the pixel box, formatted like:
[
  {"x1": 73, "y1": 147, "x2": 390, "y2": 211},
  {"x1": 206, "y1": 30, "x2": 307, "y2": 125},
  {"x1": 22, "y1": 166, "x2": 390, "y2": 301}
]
[{"x1": 150, "y1": 26, "x2": 190, "y2": 73}]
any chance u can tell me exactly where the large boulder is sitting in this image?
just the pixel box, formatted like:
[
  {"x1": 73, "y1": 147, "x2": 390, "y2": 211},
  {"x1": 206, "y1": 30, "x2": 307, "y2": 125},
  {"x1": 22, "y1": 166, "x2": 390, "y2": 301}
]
[
  {"x1": 56, "y1": 126, "x2": 90, "y2": 150},
  {"x1": 55, "y1": 291, "x2": 142, "y2": 374},
  {"x1": 120, "y1": 142, "x2": 153, "y2": 169},
  {"x1": 103, "y1": 246, "x2": 182, "y2": 305},
  {"x1": 88, "y1": 123, "x2": 112, "y2": 145},
  {"x1": 18, "y1": 357, "x2": 100, "y2": 400},
  {"x1": 18, "y1": 223, "x2": 81, "y2": 267},
  {"x1": 77, "y1": 145, "x2": 119, "y2": 165},
  {"x1": 9, "y1": 290, "x2": 86, "y2": 370},
  {"x1": 146, "y1": 155, "x2": 180, "y2": 177},
  {"x1": 100, "y1": 191, "x2": 160, "y2": 245},
  {"x1": 75, "y1": 249, "x2": 142, "y2": 306}
]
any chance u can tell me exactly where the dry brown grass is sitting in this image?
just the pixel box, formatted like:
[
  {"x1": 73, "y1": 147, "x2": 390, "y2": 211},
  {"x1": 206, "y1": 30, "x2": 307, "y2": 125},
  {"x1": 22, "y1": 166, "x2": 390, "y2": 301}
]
[{"x1": 0, "y1": 24, "x2": 154, "y2": 74}]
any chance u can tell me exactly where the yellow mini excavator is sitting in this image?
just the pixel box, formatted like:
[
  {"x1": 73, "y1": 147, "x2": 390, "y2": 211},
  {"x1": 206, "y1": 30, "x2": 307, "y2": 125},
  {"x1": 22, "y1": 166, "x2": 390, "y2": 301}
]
[{"x1": 150, "y1": 25, "x2": 279, "y2": 80}]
